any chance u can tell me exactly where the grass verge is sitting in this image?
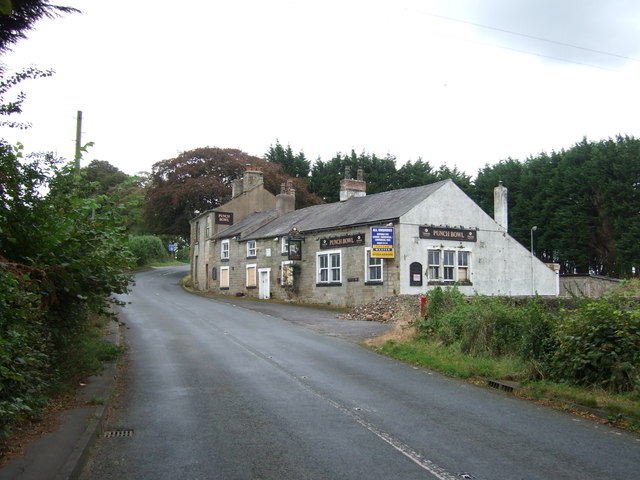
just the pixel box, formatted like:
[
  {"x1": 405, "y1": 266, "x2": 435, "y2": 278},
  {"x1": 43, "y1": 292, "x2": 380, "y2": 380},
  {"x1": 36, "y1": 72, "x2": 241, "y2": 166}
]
[{"x1": 373, "y1": 338, "x2": 640, "y2": 432}]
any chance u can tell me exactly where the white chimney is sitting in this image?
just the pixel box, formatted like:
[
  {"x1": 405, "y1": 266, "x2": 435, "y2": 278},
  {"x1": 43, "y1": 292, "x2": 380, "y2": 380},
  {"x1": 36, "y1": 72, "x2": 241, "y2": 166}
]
[{"x1": 494, "y1": 181, "x2": 508, "y2": 231}]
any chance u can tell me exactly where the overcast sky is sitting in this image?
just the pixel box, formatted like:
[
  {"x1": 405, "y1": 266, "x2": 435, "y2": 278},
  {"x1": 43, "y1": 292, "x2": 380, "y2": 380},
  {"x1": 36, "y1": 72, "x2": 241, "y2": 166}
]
[{"x1": 3, "y1": 0, "x2": 640, "y2": 177}]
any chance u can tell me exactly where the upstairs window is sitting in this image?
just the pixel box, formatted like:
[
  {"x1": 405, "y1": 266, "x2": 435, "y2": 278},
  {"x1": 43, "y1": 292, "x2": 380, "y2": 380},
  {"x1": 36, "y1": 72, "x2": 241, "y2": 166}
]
[
  {"x1": 221, "y1": 239, "x2": 230, "y2": 260},
  {"x1": 247, "y1": 240, "x2": 257, "y2": 258},
  {"x1": 281, "y1": 236, "x2": 289, "y2": 255}
]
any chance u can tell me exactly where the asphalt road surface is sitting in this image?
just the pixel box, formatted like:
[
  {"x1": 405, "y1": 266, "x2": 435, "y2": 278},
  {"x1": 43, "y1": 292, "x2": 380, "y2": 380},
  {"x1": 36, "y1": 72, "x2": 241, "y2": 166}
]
[{"x1": 81, "y1": 265, "x2": 640, "y2": 479}]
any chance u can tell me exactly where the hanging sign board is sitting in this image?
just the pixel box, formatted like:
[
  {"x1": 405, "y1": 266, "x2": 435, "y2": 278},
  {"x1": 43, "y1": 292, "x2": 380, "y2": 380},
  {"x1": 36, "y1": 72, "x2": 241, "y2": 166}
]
[{"x1": 371, "y1": 227, "x2": 395, "y2": 258}]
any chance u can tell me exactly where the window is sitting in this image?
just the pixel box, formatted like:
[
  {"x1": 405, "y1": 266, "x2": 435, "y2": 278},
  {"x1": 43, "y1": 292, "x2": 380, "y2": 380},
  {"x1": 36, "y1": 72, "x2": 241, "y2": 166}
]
[
  {"x1": 221, "y1": 239, "x2": 230, "y2": 260},
  {"x1": 443, "y1": 250, "x2": 455, "y2": 280},
  {"x1": 246, "y1": 264, "x2": 257, "y2": 288},
  {"x1": 365, "y1": 248, "x2": 383, "y2": 283},
  {"x1": 458, "y1": 251, "x2": 469, "y2": 282},
  {"x1": 247, "y1": 240, "x2": 257, "y2": 258},
  {"x1": 427, "y1": 249, "x2": 471, "y2": 283},
  {"x1": 281, "y1": 236, "x2": 289, "y2": 255},
  {"x1": 195, "y1": 221, "x2": 200, "y2": 244},
  {"x1": 220, "y1": 266, "x2": 230, "y2": 289},
  {"x1": 427, "y1": 250, "x2": 440, "y2": 279},
  {"x1": 281, "y1": 261, "x2": 293, "y2": 286},
  {"x1": 317, "y1": 250, "x2": 341, "y2": 284},
  {"x1": 205, "y1": 218, "x2": 210, "y2": 239}
]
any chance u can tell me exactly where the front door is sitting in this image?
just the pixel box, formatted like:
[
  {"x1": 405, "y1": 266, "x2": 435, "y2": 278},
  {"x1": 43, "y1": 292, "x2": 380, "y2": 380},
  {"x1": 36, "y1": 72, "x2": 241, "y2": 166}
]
[{"x1": 258, "y1": 268, "x2": 271, "y2": 299}]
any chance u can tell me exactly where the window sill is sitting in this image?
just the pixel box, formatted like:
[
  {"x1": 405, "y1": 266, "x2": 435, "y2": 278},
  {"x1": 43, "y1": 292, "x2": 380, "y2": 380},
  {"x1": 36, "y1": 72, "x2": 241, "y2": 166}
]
[
  {"x1": 246, "y1": 255, "x2": 257, "y2": 259},
  {"x1": 221, "y1": 258, "x2": 229, "y2": 262},
  {"x1": 316, "y1": 282, "x2": 342, "y2": 287},
  {"x1": 365, "y1": 281, "x2": 383, "y2": 286}
]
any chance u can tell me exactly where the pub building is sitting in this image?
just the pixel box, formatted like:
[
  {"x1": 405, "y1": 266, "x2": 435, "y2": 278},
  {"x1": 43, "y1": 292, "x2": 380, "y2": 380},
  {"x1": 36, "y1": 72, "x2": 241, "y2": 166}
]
[{"x1": 189, "y1": 168, "x2": 559, "y2": 308}]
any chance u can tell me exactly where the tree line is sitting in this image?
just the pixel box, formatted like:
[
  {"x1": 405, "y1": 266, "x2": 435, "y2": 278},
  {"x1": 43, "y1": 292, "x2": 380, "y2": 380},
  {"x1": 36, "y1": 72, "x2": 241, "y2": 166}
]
[{"x1": 73, "y1": 135, "x2": 640, "y2": 279}]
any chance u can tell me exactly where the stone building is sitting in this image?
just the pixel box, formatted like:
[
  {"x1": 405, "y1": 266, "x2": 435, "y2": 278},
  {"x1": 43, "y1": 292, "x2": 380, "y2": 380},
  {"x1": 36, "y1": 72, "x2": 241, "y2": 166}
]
[{"x1": 189, "y1": 168, "x2": 559, "y2": 307}]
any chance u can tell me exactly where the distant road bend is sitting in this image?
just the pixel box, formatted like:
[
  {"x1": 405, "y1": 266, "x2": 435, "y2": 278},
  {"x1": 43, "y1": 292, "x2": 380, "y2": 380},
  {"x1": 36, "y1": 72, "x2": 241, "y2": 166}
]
[{"x1": 82, "y1": 265, "x2": 640, "y2": 480}]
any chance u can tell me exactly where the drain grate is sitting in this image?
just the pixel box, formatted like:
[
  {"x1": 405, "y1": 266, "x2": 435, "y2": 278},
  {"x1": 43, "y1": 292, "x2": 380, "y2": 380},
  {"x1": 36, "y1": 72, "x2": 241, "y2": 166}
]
[
  {"x1": 103, "y1": 429, "x2": 134, "y2": 438},
  {"x1": 486, "y1": 379, "x2": 518, "y2": 393}
]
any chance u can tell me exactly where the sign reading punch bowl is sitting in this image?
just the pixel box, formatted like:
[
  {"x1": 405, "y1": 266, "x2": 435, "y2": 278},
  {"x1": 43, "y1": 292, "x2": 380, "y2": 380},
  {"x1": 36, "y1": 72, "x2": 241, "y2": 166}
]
[
  {"x1": 371, "y1": 227, "x2": 395, "y2": 258},
  {"x1": 419, "y1": 226, "x2": 477, "y2": 242}
]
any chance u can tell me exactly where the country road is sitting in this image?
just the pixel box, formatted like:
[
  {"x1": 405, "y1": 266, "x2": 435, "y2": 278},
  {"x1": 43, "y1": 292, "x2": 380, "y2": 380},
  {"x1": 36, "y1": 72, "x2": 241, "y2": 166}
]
[{"x1": 81, "y1": 265, "x2": 640, "y2": 479}]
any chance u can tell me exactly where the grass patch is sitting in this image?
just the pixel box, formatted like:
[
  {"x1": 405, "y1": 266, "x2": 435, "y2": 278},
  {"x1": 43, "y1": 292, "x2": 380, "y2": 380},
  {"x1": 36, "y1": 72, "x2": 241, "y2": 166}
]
[
  {"x1": 378, "y1": 339, "x2": 528, "y2": 380},
  {"x1": 376, "y1": 337, "x2": 640, "y2": 431}
]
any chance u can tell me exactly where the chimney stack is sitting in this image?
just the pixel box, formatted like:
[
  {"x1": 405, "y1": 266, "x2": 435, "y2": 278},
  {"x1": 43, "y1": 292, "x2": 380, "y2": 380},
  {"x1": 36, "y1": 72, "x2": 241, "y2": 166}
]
[
  {"x1": 276, "y1": 180, "x2": 296, "y2": 215},
  {"x1": 340, "y1": 166, "x2": 366, "y2": 201},
  {"x1": 494, "y1": 181, "x2": 508, "y2": 231}
]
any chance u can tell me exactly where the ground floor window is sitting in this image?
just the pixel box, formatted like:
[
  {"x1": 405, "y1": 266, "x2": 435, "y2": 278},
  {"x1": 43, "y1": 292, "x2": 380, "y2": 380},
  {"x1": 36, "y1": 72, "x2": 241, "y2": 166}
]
[
  {"x1": 427, "y1": 250, "x2": 440, "y2": 279},
  {"x1": 281, "y1": 261, "x2": 293, "y2": 286},
  {"x1": 317, "y1": 250, "x2": 341, "y2": 284},
  {"x1": 246, "y1": 264, "x2": 257, "y2": 288},
  {"x1": 220, "y1": 266, "x2": 230, "y2": 289},
  {"x1": 427, "y1": 249, "x2": 471, "y2": 284},
  {"x1": 365, "y1": 247, "x2": 383, "y2": 283}
]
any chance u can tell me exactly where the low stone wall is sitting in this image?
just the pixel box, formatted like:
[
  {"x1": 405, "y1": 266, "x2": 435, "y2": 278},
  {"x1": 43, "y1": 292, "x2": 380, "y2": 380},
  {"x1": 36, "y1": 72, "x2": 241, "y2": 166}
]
[{"x1": 559, "y1": 275, "x2": 621, "y2": 298}]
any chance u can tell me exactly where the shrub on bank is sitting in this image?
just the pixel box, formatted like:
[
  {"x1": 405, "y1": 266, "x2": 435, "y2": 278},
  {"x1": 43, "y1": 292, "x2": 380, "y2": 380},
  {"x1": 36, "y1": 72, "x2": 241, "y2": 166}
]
[
  {"x1": 127, "y1": 235, "x2": 169, "y2": 266},
  {"x1": 415, "y1": 286, "x2": 640, "y2": 394}
]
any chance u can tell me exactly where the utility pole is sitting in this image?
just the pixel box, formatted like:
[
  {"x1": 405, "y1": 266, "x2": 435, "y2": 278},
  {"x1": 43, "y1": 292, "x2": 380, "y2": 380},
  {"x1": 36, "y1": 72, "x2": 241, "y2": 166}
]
[{"x1": 75, "y1": 110, "x2": 82, "y2": 170}]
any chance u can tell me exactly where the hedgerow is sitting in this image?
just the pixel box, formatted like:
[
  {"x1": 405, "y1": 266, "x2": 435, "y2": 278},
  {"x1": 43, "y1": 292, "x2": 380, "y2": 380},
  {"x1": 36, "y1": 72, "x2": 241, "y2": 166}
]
[
  {"x1": 415, "y1": 285, "x2": 640, "y2": 394},
  {"x1": 0, "y1": 143, "x2": 134, "y2": 441}
]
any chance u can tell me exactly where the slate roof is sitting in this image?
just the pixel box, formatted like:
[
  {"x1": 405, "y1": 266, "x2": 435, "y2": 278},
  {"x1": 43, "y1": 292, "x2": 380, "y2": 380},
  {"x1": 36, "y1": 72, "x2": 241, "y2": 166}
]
[{"x1": 244, "y1": 180, "x2": 450, "y2": 240}]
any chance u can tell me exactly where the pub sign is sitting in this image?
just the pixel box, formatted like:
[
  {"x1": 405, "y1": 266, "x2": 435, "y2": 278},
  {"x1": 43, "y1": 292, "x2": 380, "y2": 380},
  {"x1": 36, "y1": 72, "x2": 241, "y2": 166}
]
[
  {"x1": 320, "y1": 233, "x2": 365, "y2": 249},
  {"x1": 215, "y1": 211, "x2": 234, "y2": 225},
  {"x1": 419, "y1": 226, "x2": 477, "y2": 242}
]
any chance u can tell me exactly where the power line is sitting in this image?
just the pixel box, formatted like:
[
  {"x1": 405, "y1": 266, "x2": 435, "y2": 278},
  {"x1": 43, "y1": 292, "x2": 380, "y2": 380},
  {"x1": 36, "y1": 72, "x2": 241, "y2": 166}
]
[{"x1": 412, "y1": 9, "x2": 640, "y2": 64}]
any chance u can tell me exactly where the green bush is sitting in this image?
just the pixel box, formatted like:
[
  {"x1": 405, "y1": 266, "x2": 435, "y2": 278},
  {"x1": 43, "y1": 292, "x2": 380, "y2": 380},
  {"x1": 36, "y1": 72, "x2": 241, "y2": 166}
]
[
  {"x1": 548, "y1": 298, "x2": 640, "y2": 393},
  {"x1": 127, "y1": 235, "x2": 169, "y2": 266},
  {"x1": 0, "y1": 145, "x2": 134, "y2": 441}
]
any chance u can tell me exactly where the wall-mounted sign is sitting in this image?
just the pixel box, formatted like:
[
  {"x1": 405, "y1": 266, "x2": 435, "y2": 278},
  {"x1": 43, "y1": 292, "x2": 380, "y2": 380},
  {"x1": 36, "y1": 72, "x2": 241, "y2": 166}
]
[
  {"x1": 320, "y1": 233, "x2": 365, "y2": 249},
  {"x1": 371, "y1": 227, "x2": 395, "y2": 258},
  {"x1": 215, "y1": 211, "x2": 234, "y2": 225},
  {"x1": 288, "y1": 239, "x2": 302, "y2": 260},
  {"x1": 419, "y1": 226, "x2": 477, "y2": 242}
]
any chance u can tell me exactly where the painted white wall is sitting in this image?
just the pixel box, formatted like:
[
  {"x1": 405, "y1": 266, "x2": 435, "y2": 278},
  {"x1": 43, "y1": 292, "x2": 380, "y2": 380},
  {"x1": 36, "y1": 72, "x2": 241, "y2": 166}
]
[{"x1": 398, "y1": 181, "x2": 558, "y2": 296}]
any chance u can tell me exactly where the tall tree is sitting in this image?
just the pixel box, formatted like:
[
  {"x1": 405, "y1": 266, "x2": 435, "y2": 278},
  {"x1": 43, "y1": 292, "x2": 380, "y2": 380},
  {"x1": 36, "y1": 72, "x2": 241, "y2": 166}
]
[
  {"x1": 0, "y1": 0, "x2": 78, "y2": 57},
  {"x1": 265, "y1": 141, "x2": 311, "y2": 178},
  {"x1": 145, "y1": 147, "x2": 321, "y2": 238}
]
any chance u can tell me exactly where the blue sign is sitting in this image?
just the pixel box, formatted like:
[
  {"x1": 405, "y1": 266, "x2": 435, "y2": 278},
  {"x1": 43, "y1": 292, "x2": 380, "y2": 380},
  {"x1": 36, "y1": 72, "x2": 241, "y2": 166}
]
[{"x1": 371, "y1": 227, "x2": 394, "y2": 258}]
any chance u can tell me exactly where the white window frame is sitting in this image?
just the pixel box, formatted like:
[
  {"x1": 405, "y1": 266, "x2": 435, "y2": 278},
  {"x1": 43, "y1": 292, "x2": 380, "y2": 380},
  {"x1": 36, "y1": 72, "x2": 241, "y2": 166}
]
[
  {"x1": 220, "y1": 266, "x2": 230, "y2": 288},
  {"x1": 365, "y1": 247, "x2": 383, "y2": 283},
  {"x1": 427, "y1": 250, "x2": 440, "y2": 280},
  {"x1": 427, "y1": 249, "x2": 471, "y2": 283},
  {"x1": 281, "y1": 260, "x2": 293, "y2": 286},
  {"x1": 246, "y1": 263, "x2": 257, "y2": 288},
  {"x1": 247, "y1": 240, "x2": 257, "y2": 258},
  {"x1": 443, "y1": 250, "x2": 455, "y2": 280},
  {"x1": 221, "y1": 239, "x2": 230, "y2": 260},
  {"x1": 458, "y1": 251, "x2": 470, "y2": 282},
  {"x1": 281, "y1": 236, "x2": 289, "y2": 255},
  {"x1": 316, "y1": 250, "x2": 341, "y2": 284}
]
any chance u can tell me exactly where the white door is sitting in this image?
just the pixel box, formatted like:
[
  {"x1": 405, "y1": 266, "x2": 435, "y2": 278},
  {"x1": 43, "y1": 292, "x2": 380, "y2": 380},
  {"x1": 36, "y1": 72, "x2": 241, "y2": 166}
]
[{"x1": 258, "y1": 268, "x2": 271, "y2": 299}]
